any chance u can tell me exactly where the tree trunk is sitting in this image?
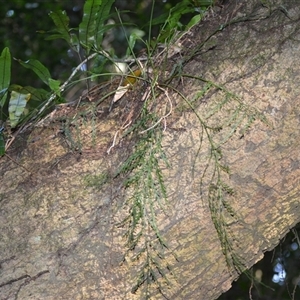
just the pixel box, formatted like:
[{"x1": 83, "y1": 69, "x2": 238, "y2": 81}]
[{"x1": 1, "y1": 1, "x2": 300, "y2": 299}]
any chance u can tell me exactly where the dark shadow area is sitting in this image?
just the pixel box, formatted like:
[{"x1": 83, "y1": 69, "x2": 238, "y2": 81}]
[
  {"x1": 218, "y1": 223, "x2": 300, "y2": 300},
  {"x1": 1, "y1": 0, "x2": 201, "y2": 87}
]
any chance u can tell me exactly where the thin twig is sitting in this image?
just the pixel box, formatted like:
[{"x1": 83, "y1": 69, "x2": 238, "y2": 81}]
[
  {"x1": 36, "y1": 52, "x2": 148, "y2": 121},
  {"x1": 249, "y1": 276, "x2": 254, "y2": 300},
  {"x1": 107, "y1": 130, "x2": 119, "y2": 154},
  {"x1": 36, "y1": 53, "x2": 98, "y2": 118},
  {"x1": 5, "y1": 123, "x2": 26, "y2": 150},
  {"x1": 4, "y1": 153, "x2": 32, "y2": 174}
]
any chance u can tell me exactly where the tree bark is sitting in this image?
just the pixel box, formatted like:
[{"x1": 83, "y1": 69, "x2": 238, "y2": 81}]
[{"x1": 1, "y1": 0, "x2": 300, "y2": 299}]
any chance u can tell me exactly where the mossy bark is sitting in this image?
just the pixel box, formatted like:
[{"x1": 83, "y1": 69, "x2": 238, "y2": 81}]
[{"x1": 1, "y1": 0, "x2": 300, "y2": 299}]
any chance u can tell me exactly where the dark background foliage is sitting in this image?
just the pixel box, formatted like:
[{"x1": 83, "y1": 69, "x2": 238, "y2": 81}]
[
  {"x1": 219, "y1": 223, "x2": 300, "y2": 300},
  {"x1": 1, "y1": 0, "x2": 196, "y2": 87}
]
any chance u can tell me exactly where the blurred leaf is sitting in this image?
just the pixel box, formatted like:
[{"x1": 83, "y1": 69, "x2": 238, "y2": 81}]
[
  {"x1": 79, "y1": 0, "x2": 102, "y2": 53},
  {"x1": 0, "y1": 47, "x2": 11, "y2": 107},
  {"x1": 186, "y1": 13, "x2": 203, "y2": 29},
  {"x1": 148, "y1": 0, "x2": 194, "y2": 28},
  {"x1": 192, "y1": 0, "x2": 214, "y2": 7},
  {"x1": 126, "y1": 32, "x2": 141, "y2": 57},
  {"x1": 95, "y1": 0, "x2": 115, "y2": 48},
  {"x1": 48, "y1": 78, "x2": 61, "y2": 96},
  {"x1": 10, "y1": 85, "x2": 49, "y2": 110},
  {"x1": 0, "y1": 88, "x2": 8, "y2": 108},
  {"x1": 9, "y1": 91, "x2": 30, "y2": 128},
  {"x1": 9, "y1": 84, "x2": 23, "y2": 92},
  {"x1": 70, "y1": 33, "x2": 80, "y2": 52},
  {"x1": 47, "y1": 10, "x2": 71, "y2": 44},
  {"x1": 15, "y1": 86, "x2": 48, "y2": 102},
  {"x1": 166, "y1": 1, "x2": 195, "y2": 28},
  {"x1": 16, "y1": 58, "x2": 51, "y2": 86},
  {"x1": 0, "y1": 131, "x2": 4, "y2": 156},
  {"x1": 79, "y1": 0, "x2": 114, "y2": 53}
]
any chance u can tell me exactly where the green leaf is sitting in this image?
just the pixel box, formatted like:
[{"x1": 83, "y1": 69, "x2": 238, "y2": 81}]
[
  {"x1": 45, "y1": 33, "x2": 65, "y2": 41},
  {"x1": 9, "y1": 91, "x2": 30, "y2": 128},
  {"x1": 48, "y1": 78, "x2": 61, "y2": 96},
  {"x1": 10, "y1": 85, "x2": 49, "y2": 109},
  {"x1": 70, "y1": 33, "x2": 80, "y2": 52},
  {"x1": 192, "y1": 0, "x2": 213, "y2": 7},
  {"x1": 9, "y1": 85, "x2": 51, "y2": 119},
  {"x1": 0, "y1": 131, "x2": 4, "y2": 156},
  {"x1": 126, "y1": 31, "x2": 144, "y2": 57},
  {"x1": 79, "y1": 0, "x2": 114, "y2": 53},
  {"x1": 0, "y1": 47, "x2": 11, "y2": 107},
  {"x1": 47, "y1": 10, "x2": 71, "y2": 44},
  {"x1": 8, "y1": 91, "x2": 30, "y2": 128},
  {"x1": 126, "y1": 33, "x2": 137, "y2": 57},
  {"x1": 186, "y1": 13, "x2": 203, "y2": 30},
  {"x1": 13, "y1": 86, "x2": 48, "y2": 102},
  {"x1": 16, "y1": 59, "x2": 51, "y2": 86},
  {"x1": 94, "y1": 0, "x2": 115, "y2": 48},
  {"x1": 148, "y1": 0, "x2": 194, "y2": 28},
  {"x1": 167, "y1": 1, "x2": 194, "y2": 29},
  {"x1": 79, "y1": 0, "x2": 102, "y2": 53}
]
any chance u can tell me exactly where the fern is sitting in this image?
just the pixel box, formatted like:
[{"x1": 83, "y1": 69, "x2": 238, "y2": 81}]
[
  {"x1": 47, "y1": 10, "x2": 72, "y2": 44},
  {"x1": 0, "y1": 47, "x2": 11, "y2": 109},
  {"x1": 79, "y1": 0, "x2": 114, "y2": 53},
  {"x1": 94, "y1": 0, "x2": 115, "y2": 49},
  {"x1": 115, "y1": 104, "x2": 173, "y2": 297}
]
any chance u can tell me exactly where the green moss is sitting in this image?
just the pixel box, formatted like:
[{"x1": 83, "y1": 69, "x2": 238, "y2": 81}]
[{"x1": 83, "y1": 173, "x2": 109, "y2": 189}]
